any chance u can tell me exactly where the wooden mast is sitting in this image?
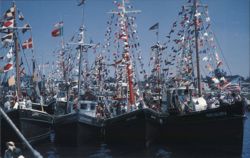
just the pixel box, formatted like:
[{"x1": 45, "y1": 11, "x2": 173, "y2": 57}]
[
  {"x1": 13, "y1": 2, "x2": 21, "y2": 99},
  {"x1": 121, "y1": 0, "x2": 135, "y2": 106},
  {"x1": 110, "y1": 0, "x2": 140, "y2": 108},
  {"x1": 193, "y1": 0, "x2": 202, "y2": 97},
  {"x1": 125, "y1": 50, "x2": 135, "y2": 106}
]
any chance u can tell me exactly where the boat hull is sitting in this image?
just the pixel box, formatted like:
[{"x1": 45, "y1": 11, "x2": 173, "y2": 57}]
[
  {"x1": 160, "y1": 101, "x2": 246, "y2": 155},
  {"x1": 53, "y1": 113, "x2": 78, "y2": 145},
  {"x1": 53, "y1": 112, "x2": 103, "y2": 145},
  {"x1": 104, "y1": 108, "x2": 160, "y2": 147},
  {"x1": 1, "y1": 109, "x2": 53, "y2": 153}
]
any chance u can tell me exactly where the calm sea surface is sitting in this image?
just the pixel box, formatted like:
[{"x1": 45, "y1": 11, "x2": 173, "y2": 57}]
[{"x1": 23, "y1": 112, "x2": 250, "y2": 158}]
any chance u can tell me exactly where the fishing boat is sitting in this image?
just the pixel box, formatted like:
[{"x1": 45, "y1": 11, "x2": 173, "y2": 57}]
[
  {"x1": 241, "y1": 82, "x2": 250, "y2": 110},
  {"x1": 159, "y1": 0, "x2": 246, "y2": 154},
  {"x1": 0, "y1": 2, "x2": 53, "y2": 153},
  {"x1": 101, "y1": 0, "x2": 160, "y2": 146},
  {"x1": 53, "y1": 87, "x2": 103, "y2": 145},
  {"x1": 53, "y1": 2, "x2": 103, "y2": 145}
]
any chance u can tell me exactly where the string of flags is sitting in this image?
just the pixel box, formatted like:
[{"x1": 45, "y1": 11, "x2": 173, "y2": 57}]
[
  {"x1": 0, "y1": 4, "x2": 33, "y2": 86},
  {"x1": 158, "y1": 0, "x2": 227, "y2": 89},
  {"x1": 100, "y1": 0, "x2": 148, "y2": 85}
]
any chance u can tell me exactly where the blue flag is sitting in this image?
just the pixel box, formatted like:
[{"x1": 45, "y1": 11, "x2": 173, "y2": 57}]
[{"x1": 149, "y1": 22, "x2": 159, "y2": 30}]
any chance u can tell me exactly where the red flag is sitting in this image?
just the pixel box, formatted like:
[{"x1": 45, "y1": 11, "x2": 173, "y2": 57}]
[
  {"x1": 22, "y1": 38, "x2": 33, "y2": 49},
  {"x1": 51, "y1": 28, "x2": 62, "y2": 37},
  {"x1": 4, "y1": 63, "x2": 13, "y2": 72},
  {"x1": 2, "y1": 19, "x2": 14, "y2": 28},
  {"x1": 51, "y1": 21, "x2": 63, "y2": 37}
]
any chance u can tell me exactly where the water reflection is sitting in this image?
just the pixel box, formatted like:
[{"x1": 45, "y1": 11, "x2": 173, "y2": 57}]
[
  {"x1": 40, "y1": 143, "x2": 242, "y2": 158},
  {"x1": 89, "y1": 144, "x2": 112, "y2": 158}
]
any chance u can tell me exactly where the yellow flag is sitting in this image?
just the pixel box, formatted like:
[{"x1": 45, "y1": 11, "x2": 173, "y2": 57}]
[{"x1": 8, "y1": 75, "x2": 15, "y2": 86}]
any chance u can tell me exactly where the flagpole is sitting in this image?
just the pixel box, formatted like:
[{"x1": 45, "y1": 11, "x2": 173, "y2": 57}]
[
  {"x1": 29, "y1": 29, "x2": 36, "y2": 76},
  {"x1": 61, "y1": 18, "x2": 66, "y2": 82},
  {"x1": 156, "y1": 25, "x2": 159, "y2": 43},
  {"x1": 13, "y1": 2, "x2": 21, "y2": 100},
  {"x1": 194, "y1": 0, "x2": 202, "y2": 97},
  {"x1": 81, "y1": 0, "x2": 85, "y2": 27}
]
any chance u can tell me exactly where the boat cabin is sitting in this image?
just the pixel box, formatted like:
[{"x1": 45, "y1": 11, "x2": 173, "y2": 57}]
[
  {"x1": 162, "y1": 86, "x2": 207, "y2": 114},
  {"x1": 78, "y1": 100, "x2": 98, "y2": 117}
]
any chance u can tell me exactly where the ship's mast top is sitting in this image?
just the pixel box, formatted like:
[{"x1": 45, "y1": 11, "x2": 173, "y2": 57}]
[{"x1": 109, "y1": 0, "x2": 141, "y2": 19}]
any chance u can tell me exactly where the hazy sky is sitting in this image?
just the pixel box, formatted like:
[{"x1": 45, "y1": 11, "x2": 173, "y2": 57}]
[{"x1": 1, "y1": 0, "x2": 249, "y2": 78}]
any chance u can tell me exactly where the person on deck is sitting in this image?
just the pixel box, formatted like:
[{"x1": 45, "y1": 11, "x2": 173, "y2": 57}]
[
  {"x1": 73, "y1": 96, "x2": 79, "y2": 111},
  {"x1": 4, "y1": 141, "x2": 24, "y2": 158},
  {"x1": 96, "y1": 104, "x2": 102, "y2": 120},
  {"x1": 4, "y1": 100, "x2": 11, "y2": 111},
  {"x1": 26, "y1": 96, "x2": 32, "y2": 109}
]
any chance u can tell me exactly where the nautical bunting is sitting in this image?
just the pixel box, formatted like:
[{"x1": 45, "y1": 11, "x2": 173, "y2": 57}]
[
  {"x1": 20, "y1": 58, "x2": 24, "y2": 67},
  {"x1": 54, "y1": 21, "x2": 63, "y2": 28},
  {"x1": 51, "y1": 28, "x2": 62, "y2": 37},
  {"x1": 8, "y1": 75, "x2": 15, "y2": 86},
  {"x1": 51, "y1": 21, "x2": 63, "y2": 37},
  {"x1": 77, "y1": 0, "x2": 86, "y2": 6},
  {"x1": 6, "y1": 47, "x2": 13, "y2": 59},
  {"x1": 1, "y1": 33, "x2": 13, "y2": 43},
  {"x1": 149, "y1": 22, "x2": 159, "y2": 31},
  {"x1": 22, "y1": 38, "x2": 33, "y2": 49},
  {"x1": 20, "y1": 67, "x2": 25, "y2": 76},
  {"x1": 4, "y1": 62, "x2": 13, "y2": 72},
  {"x1": 18, "y1": 10, "x2": 25, "y2": 21},
  {"x1": 4, "y1": 7, "x2": 15, "y2": 19},
  {"x1": 2, "y1": 19, "x2": 14, "y2": 29},
  {"x1": 22, "y1": 24, "x2": 31, "y2": 34}
]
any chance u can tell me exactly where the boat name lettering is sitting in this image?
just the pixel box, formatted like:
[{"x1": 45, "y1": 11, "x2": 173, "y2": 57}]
[
  {"x1": 79, "y1": 116, "x2": 92, "y2": 123},
  {"x1": 32, "y1": 112, "x2": 40, "y2": 116},
  {"x1": 126, "y1": 116, "x2": 137, "y2": 121},
  {"x1": 206, "y1": 112, "x2": 227, "y2": 117},
  {"x1": 150, "y1": 115, "x2": 156, "y2": 119}
]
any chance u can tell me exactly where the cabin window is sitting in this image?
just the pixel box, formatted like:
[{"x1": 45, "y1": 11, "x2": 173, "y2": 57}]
[
  {"x1": 90, "y1": 104, "x2": 96, "y2": 110},
  {"x1": 58, "y1": 92, "x2": 66, "y2": 98},
  {"x1": 80, "y1": 103, "x2": 88, "y2": 110}
]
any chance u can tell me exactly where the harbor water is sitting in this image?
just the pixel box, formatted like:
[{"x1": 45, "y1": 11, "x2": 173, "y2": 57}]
[{"x1": 21, "y1": 112, "x2": 249, "y2": 158}]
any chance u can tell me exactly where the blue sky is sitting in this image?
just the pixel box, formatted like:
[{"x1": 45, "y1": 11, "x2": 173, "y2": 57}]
[{"x1": 1, "y1": 0, "x2": 249, "y2": 78}]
